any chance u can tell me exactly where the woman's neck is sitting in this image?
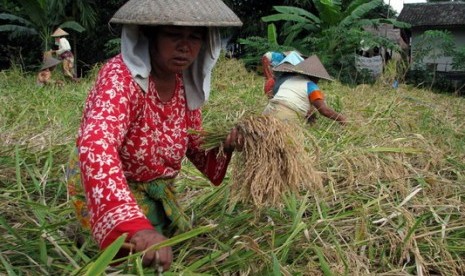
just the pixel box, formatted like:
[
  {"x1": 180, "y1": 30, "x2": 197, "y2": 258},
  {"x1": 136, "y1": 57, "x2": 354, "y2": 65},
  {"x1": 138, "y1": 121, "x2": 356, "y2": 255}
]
[{"x1": 152, "y1": 71, "x2": 177, "y2": 102}]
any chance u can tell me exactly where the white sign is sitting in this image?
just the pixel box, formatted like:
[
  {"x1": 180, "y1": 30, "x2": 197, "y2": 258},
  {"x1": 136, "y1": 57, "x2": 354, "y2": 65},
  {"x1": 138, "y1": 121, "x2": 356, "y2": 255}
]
[{"x1": 355, "y1": 55, "x2": 383, "y2": 77}]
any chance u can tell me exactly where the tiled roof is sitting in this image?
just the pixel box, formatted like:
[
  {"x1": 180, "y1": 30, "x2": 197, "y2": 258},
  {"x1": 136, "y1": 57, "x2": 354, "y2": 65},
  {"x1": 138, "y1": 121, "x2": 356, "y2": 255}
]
[
  {"x1": 363, "y1": 23, "x2": 408, "y2": 49},
  {"x1": 363, "y1": 23, "x2": 401, "y2": 42},
  {"x1": 398, "y1": 2, "x2": 465, "y2": 27}
]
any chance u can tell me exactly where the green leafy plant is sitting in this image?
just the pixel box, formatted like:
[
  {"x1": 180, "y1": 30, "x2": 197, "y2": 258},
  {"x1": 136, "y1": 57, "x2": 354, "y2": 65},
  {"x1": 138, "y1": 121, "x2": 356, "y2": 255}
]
[
  {"x1": 412, "y1": 30, "x2": 456, "y2": 71},
  {"x1": 242, "y1": 0, "x2": 410, "y2": 85},
  {"x1": 452, "y1": 46, "x2": 465, "y2": 71},
  {"x1": 410, "y1": 30, "x2": 458, "y2": 90},
  {"x1": 0, "y1": 0, "x2": 85, "y2": 52}
]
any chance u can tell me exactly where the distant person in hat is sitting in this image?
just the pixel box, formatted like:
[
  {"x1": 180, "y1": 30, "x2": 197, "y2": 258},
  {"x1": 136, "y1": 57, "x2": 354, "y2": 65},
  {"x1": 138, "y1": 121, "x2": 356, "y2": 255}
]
[
  {"x1": 263, "y1": 54, "x2": 347, "y2": 125},
  {"x1": 261, "y1": 50, "x2": 304, "y2": 98},
  {"x1": 51, "y1": 28, "x2": 77, "y2": 80},
  {"x1": 36, "y1": 52, "x2": 64, "y2": 87},
  {"x1": 65, "y1": 0, "x2": 242, "y2": 272}
]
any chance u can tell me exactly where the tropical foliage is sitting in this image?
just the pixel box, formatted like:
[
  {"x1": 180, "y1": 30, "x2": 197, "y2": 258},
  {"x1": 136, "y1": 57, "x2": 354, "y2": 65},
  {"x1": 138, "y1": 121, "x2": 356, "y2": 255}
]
[
  {"x1": 0, "y1": 0, "x2": 102, "y2": 73},
  {"x1": 452, "y1": 46, "x2": 465, "y2": 71},
  {"x1": 49, "y1": 0, "x2": 97, "y2": 30},
  {"x1": 0, "y1": 0, "x2": 85, "y2": 52},
  {"x1": 239, "y1": 0, "x2": 410, "y2": 84}
]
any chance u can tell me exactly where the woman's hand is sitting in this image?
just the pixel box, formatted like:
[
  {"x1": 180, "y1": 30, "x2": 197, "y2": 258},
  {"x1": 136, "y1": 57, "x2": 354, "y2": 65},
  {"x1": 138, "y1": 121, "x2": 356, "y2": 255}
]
[
  {"x1": 223, "y1": 127, "x2": 244, "y2": 152},
  {"x1": 130, "y1": 229, "x2": 173, "y2": 271}
]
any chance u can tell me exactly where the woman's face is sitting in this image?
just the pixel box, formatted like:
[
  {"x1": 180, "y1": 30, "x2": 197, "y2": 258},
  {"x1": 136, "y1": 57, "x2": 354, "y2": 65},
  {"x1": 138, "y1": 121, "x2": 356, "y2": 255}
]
[{"x1": 149, "y1": 26, "x2": 206, "y2": 75}]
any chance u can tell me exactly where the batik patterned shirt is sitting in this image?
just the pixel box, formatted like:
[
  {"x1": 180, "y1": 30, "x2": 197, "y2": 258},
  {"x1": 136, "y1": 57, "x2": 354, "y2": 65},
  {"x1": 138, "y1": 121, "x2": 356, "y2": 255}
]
[{"x1": 77, "y1": 54, "x2": 231, "y2": 249}]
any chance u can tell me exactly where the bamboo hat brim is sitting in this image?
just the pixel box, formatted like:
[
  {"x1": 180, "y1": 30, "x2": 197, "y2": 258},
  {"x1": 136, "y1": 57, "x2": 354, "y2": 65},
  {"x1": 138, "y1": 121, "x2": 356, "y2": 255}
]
[
  {"x1": 110, "y1": 0, "x2": 243, "y2": 27},
  {"x1": 40, "y1": 56, "x2": 62, "y2": 70},
  {"x1": 273, "y1": 55, "x2": 333, "y2": 81},
  {"x1": 51, "y1": 28, "x2": 69, "y2": 37}
]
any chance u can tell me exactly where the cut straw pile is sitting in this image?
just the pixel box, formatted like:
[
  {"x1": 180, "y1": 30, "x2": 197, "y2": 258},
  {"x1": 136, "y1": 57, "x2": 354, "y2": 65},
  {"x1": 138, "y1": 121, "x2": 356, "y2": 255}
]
[{"x1": 202, "y1": 115, "x2": 323, "y2": 209}]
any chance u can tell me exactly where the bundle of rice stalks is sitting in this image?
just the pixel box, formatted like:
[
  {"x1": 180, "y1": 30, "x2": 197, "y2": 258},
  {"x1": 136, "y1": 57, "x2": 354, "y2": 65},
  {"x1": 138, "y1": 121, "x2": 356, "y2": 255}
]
[{"x1": 201, "y1": 115, "x2": 323, "y2": 209}]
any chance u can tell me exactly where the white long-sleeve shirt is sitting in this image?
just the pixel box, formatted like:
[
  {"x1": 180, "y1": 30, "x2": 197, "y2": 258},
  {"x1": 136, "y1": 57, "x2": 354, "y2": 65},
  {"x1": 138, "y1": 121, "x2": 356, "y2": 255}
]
[{"x1": 56, "y1": 37, "x2": 71, "y2": 55}]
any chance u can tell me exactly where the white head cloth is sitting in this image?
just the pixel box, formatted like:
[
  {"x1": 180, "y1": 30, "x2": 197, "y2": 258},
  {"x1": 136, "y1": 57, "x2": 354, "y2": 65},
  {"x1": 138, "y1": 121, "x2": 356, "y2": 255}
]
[{"x1": 121, "y1": 25, "x2": 221, "y2": 110}]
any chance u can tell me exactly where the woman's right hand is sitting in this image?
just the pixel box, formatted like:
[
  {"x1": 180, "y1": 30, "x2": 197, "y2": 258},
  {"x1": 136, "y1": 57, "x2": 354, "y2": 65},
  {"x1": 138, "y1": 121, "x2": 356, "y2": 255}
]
[
  {"x1": 223, "y1": 127, "x2": 244, "y2": 152},
  {"x1": 130, "y1": 229, "x2": 173, "y2": 271}
]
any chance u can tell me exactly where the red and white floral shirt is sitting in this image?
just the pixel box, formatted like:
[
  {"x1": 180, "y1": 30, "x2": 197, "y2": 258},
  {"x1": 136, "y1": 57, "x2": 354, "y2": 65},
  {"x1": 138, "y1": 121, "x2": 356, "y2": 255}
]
[{"x1": 77, "y1": 54, "x2": 231, "y2": 249}]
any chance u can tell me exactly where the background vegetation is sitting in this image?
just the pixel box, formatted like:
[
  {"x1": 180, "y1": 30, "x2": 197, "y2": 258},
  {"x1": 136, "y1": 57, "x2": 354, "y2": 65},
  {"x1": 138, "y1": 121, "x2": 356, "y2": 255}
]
[
  {"x1": 1, "y1": 0, "x2": 399, "y2": 76},
  {"x1": 1, "y1": 55, "x2": 465, "y2": 275},
  {"x1": 3, "y1": 0, "x2": 463, "y2": 92}
]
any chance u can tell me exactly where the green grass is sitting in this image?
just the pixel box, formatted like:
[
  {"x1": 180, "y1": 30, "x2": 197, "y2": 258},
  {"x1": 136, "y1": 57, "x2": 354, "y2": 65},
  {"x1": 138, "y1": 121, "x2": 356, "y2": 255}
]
[{"x1": 1, "y1": 55, "x2": 465, "y2": 275}]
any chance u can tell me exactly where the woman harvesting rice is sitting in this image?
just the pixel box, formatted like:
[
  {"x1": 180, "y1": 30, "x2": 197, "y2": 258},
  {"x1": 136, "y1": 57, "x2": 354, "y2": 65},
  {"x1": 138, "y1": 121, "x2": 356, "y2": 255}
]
[
  {"x1": 261, "y1": 50, "x2": 303, "y2": 98},
  {"x1": 36, "y1": 54, "x2": 62, "y2": 87},
  {"x1": 66, "y1": 0, "x2": 242, "y2": 271},
  {"x1": 51, "y1": 28, "x2": 78, "y2": 81},
  {"x1": 262, "y1": 53, "x2": 347, "y2": 125}
]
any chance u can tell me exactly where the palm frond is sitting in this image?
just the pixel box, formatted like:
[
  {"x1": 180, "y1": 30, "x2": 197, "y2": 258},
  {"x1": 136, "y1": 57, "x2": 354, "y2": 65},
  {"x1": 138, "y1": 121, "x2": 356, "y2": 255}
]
[
  {"x1": 340, "y1": 0, "x2": 383, "y2": 27},
  {"x1": 313, "y1": 0, "x2": 343, "y2": 26},
  {"x1": 16, "y1": 0, "x2": 48, "y2": 28},
  {"x1": 59, "y1": 21, "x2": 85, "y2": 33},
  {"x1": 0, "y1": 13, "x2": 34, "y2": 26},
  {"x1": 262, "y1": 6, "x2": 320, "y2": 24},
  {"x1": 0, "y1": 24, "x2": 38, "y2": 38},
  {"x1": 267, "y1": 23, "x2": 278, "y2": 45}
]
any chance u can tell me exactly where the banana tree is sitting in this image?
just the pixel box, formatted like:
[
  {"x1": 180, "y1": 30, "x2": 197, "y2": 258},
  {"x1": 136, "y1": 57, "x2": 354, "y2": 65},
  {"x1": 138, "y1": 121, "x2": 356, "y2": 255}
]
[{"x1": 262, "y1": 0, "x2": 408, "y2": 52}]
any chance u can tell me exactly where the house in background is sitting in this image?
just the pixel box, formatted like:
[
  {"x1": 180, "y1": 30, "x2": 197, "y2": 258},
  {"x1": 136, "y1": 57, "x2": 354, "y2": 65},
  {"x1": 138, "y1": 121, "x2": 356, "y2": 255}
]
[
  {"x1": 398, "y1": 2, "x2": 465, "y2": 73},
  {"x1": 355, "y1": 23, "x2": 409, "y2": 77},
  {"x1": 362, "y1": 23, "x2": 409, "y2": 60}
]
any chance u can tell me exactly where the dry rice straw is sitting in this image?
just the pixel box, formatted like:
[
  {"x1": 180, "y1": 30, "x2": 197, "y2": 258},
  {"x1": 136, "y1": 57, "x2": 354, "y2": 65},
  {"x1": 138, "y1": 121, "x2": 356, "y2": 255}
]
[{"x1": 205, "y1": 115, "x2": 323, "y2": 208}]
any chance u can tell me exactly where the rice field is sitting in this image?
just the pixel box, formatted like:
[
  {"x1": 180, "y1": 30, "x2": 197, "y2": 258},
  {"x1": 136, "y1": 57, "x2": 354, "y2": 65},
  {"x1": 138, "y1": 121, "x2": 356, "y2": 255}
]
[{"x1": 1, "y1": 55, "x2": 465, "y2": 275}]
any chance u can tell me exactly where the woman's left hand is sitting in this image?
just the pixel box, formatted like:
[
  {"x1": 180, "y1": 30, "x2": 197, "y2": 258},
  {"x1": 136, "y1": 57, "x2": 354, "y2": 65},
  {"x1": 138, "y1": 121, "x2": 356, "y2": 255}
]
[
  {"x1": 130, "y1": 229, "x2": 173, "y2": 271},
  {"x1": 223, "y1": 127, "x2": 244, "y2": 152}
]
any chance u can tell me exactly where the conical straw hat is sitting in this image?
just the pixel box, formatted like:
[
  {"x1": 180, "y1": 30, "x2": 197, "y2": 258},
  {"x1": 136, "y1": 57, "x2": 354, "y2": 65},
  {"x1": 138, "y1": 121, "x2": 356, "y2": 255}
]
[
  {"x1": 40, "y1": 56, "x2": 62, "y2": 70},
  {"x1": 110, "y1": 0, "x2": 242, "y2": 27},
  {"x1": 51, "y1": 28, "x2": 69, "y2": 37},
  {"x1": 273, "y1": 55, "x2": 333, "y2": 81}
]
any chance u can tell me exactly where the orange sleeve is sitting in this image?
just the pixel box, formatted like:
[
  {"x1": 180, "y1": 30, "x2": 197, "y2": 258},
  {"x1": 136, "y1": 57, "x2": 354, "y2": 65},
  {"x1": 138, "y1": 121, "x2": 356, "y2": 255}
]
[{"x1": 309, "y1": 90, "x2": 324, "y2": 102}]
